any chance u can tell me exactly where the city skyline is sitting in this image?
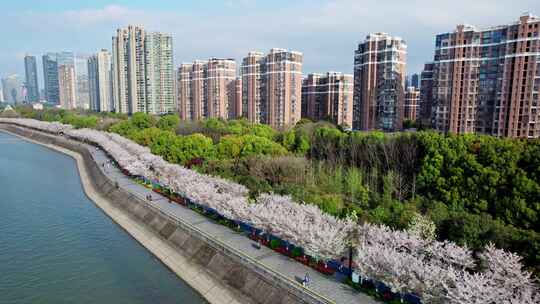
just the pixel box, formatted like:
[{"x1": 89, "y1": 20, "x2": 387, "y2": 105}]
[{"x1": 1, "y1": 1, "x2": 539, "y2": 79}]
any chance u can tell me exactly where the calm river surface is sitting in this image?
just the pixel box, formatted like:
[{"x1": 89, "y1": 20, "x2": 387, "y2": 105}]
[{"x1": 0, "y1": 131, "x2": 206, "y2": 304}]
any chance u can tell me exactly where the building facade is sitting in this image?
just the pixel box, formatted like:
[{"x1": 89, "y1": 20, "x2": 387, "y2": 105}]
[
  {"x1": 240, "y1": 49, "x2": 303, "y2": 128},
  {"x1": 419, "y1": 62, "x2": 434, "y2": 126},
  {"x1": 241, "y1": 51, "x2": 264, "y2": 123},
  {"x1": 232, "y1": 78, "x2": 242, "y2": 119},
  {"x1": 112, "y1": 26, "x2": 174, "y2": 115},
  {"x1": 58, "y1": 65, "x2": 77, "y2": 110},
  {"x1": 24, "y1": 55, "x2": 39, "y2": 103},
  {"x1": 404, "y1": 86, "x2": 420, "y2": 121},
  {"x1": 88, "y1": 50, "x2": 113, "y2": 112},
  {"x1": 261, "y1": 48, "x2": 303, "y2": 128},
  {"x1": 42, "y1": 53, "x2": 59, "y2": 104},
  {"x1": 145, "y1": 32, "x2": 175, "y2": 114},
  {"x1": 301, "y1": 72, "x2": 354, "y2": 127},
  {"x1": 75, "y1": 55, "x2": 90, "y2": 109},
  {"x1": 353, "y1": 33, "x2": 407, "y2": 131},
  {"x1": 177, "y1": 58, "x2": 236, "y2": 120},
  {"x1": 429, "y1": 14, "x2": 540, "y2": 138}
]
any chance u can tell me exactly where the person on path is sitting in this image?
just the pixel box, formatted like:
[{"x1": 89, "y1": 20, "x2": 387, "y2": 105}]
[{"x1": 303, "y1": 273, "x2": 310, "y2": 287}]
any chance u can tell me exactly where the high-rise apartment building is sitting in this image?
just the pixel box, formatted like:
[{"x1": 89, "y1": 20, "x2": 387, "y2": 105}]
[
  {"x1": 88, "y1": 50, "x2": 113, "y2": 112},
  {"x1": 262, "y1": 48, "x2": 303, "y2": 128},
  {"x1": 177, "y1": 63, "x2": 194, "y2": 120},
  {"x1": 419, "y1": 62, "x2": 434, "y2": 126},
  {"x1": 301, "y1": 72, "x2": 354, "y2": 127},
  {"x1": 112, "y1": 26, "x2": 174, "y2": 115},
  {"x1": 146, "y1": 32, "x2": 175, "y2": 114},
  {"x1": 429, "y1": 14, "x2": 540, "y2": 138},
  {"x1": 75, "y1": 55, "x2": 90, "y2": 109},
  {"x1": 232, "y1": 78, "x2": 242, "y2": 119},
  {"x1": 42, "y1": 53, "x2": 59, "y2": 104},
  {"x1": 241, "y1": 51, "x2": 264, "y2": 123},
  {"x1": 404, "y1": 86, "x2": 420, "y2": 121},
  {"x1": 24, "y1": 55, "x2": 39, "y2": 103},
  {"x1": 240, "y1": 49, "x2": 303, "y2": 128},
  {"x1": 177, "y1": 58, "x2": 236, "y2": 120},
  {"x1": 353, "y1": 33, "x2": 407, "y2": 131},
  {"x1": 112, "y1": 26, "x2": 147, "y2": 114},
  {"x1": 58, "y1": 65, "x2": 76, "y2": 110},
  {"x1": 206, "y1": 58, "x2": 236, "y2": 119}
]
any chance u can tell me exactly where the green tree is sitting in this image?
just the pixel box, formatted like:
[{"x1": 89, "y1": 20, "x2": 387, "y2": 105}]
[{"x1": 157, "y1": 114, "x2": 180, "y2": 131}]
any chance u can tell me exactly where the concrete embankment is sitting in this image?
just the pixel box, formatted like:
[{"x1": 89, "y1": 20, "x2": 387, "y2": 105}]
[{"x1": 0, "y1": 124, "x2": 323, "y2": 304}]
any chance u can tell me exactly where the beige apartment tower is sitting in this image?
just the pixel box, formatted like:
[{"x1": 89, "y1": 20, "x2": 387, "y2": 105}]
[
  {"x1": 177, "y1": 58, "x2": 236, "y2": 120},
  {"x1": 427, "y1": 14, "x2": 540, "y2": 138},
  {"x1": 353, "y1": 33, "x2": 407, "y2": 131},
  {"x1": 302, "y1": 72, "x2": 354, "y2": 127},
  {"x1": 232, "y1": 78, "x2": 242, "y2": 119},
  {"x1": 58, "y1": 65, "x2": 77, "y2": 110},
  {"x1": 241, "y1": 51, "x2": 264, "y2": 123},
  {"x1": 241, "y1": 49, "x2": 303, "y2": 128}
]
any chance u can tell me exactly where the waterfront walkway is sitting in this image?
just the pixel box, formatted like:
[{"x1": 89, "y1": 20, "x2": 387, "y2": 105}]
[{"x1": 88, "y1": 147, "x2": 377, "y2": 304}]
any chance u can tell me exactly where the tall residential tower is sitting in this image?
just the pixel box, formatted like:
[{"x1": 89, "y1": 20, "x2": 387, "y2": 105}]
[
  {"x1": 88, "y1": 50, "x2": 113, "y2": 112},
  {"x1": 353, "y1": 33, "x2": 407, "y2": 131},
  {"x1": 301, "y1": 72, "x2": 354, "y2": 127},
  {"x1": 112, "y1": 26, "x2": 174, "y2": 115},
  {"x1": 177, "y1": 58, "x2": 236, "y2": 120},
  {"x1": 241, "y1": 49, "x2": 303, "y2": 128},
  {"x1": 427, "y1": 14, "x2": 540, "y2": 138}
]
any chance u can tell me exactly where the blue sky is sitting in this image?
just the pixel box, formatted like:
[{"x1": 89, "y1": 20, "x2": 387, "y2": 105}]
[{"x1": 1, "y1": 0, "x2": 539, "y2": 82}]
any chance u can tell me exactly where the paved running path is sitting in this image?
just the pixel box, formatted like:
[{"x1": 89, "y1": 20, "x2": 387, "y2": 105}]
[{"x1": 89, "y1": 147, "x2": 378, "y2": 304}]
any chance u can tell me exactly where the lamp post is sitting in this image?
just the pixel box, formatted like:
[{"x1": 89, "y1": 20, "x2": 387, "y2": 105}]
[{"x1": 347, "y1": 211, "x2": 359, "y2": 281}]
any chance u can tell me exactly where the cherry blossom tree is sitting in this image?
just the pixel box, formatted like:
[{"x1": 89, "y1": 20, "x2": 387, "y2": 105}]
[{"x1": 5, "y1": 118, "x2": 539, "y2": 304}]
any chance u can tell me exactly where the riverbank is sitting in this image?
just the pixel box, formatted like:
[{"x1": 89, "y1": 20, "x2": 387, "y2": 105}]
[
  {"x1": 0, "y1": 126, "x2": 251, "y2": 304},
  {"x1": 0, "y1": 125, "x2": 263, "y2": 304},
  {"x1": 0, "y1": 124, "x2": 374, "y2": 304}
]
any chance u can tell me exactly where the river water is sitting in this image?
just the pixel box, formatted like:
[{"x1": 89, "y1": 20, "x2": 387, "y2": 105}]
[{"x1": 0, "y1": 131, "x2": 206, "y2": 304}]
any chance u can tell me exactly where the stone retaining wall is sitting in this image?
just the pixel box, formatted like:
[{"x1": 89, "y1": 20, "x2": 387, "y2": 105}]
[{"x1": 0, "y1": 124, "x2": 317, "y2": 304}]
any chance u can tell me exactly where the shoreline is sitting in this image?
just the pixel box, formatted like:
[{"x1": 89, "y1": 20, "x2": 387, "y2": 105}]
[{"x1": 0, "y1": 128, "x2": 249, "y2": 304}]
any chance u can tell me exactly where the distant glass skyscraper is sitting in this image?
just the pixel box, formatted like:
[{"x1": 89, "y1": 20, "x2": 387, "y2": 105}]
[
  {"x1": 42, "y1": 53, "x2": 59, "y2": 104},
  {"x1": 24, "y1": 55, "x2": 39, "y2": 103},
  {"x1": 1, "y1": 75, "x2": 23, "y2": 104},
  {"x1": 410, "y1": 73, "x2": 420, "y2": 90},
  {"x1": 56, "y1": 52, "x2": 75, "y2": 66}
]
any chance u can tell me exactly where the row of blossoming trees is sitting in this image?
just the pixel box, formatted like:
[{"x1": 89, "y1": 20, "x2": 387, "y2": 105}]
[{"x1": 2, "y1": 118, "x2": 538, "y2": 304}]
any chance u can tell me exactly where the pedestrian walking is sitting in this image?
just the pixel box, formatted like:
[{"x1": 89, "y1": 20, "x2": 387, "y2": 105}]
[{"x1": 303, "y1": 273, "x2": 310, "y2": 287}]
